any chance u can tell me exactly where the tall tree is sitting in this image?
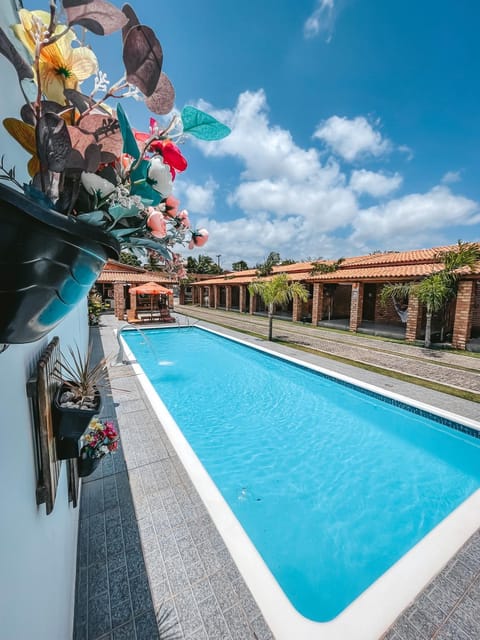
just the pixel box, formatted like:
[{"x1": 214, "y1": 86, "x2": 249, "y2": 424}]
[
  {"x1": 144, "y1": 251, "x2": 162, "y2": 271},
  {"x1": 380, "y1": 241, "x2": 480, "y2": 347},
  {"x1": 232, "y1": 260, "x2": 249, "y2": 271},
  {"x1": 185, "y1": 255, "x2": 222, "y2": 274},
  {"x1": 119, "y1": 251, "x2": 141, "y2": 267},
  {"x1": 255, "y1": 251, "x2": 281, "y2": 277},
  {"x1": 248, "y1": 274, "x2": 309, "y2": 341}
]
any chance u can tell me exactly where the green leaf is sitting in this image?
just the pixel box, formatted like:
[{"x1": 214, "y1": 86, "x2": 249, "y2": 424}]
[
  {"x1": 110, "y1": 227, "x2": 139, "y2": 238},
  {"x1": 75, "y1": 210, "x2": 107, "y2": 226},
  {"x1": 125, "y1": 237, "x2": 172, "y2": 259},
  {"x1": 108, "y1": 203, "x2": 141, "y2": 222},
  {"x1": 116, "y1": 102, "x2": 140, "y2": 158},
  {"x1": 129, "y1": 159, "x2": 161, "y2": 204},
  {"x1": 181, "y1": 106, "x2": 230, "y2": 141}
]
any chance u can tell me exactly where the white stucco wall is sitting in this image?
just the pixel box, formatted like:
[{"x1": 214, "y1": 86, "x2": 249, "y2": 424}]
[{"x1": 0, "y1": 3, "x2": 87, "y2": 638}]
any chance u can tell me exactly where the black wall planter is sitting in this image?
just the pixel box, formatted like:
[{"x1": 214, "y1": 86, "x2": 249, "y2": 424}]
[
  {"x1": 53, "y1": 385, "x2": 102, "y2": 460},
  {"x1": 0, "y1": 183, "x2": 120, "y2": 343},
  {"x1": 78, "y1": 456, "x2": 101, "y2": 478}
]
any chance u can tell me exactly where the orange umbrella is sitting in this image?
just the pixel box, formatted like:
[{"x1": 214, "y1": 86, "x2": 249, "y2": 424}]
[
  {"x1": 129, "y1": 281, "x2": 173, "y2": 295},
  {"x1": 129, "y1": 282, "x2": 173, "y2": 316}
]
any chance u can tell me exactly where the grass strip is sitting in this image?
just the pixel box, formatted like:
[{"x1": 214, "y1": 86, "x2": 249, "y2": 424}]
[
  {"x1": 277, "y1": 341, "x2": 480, "y2": 403},
  {"x1": 281, "y1": 327, "x2": 480, "y2": 374}
]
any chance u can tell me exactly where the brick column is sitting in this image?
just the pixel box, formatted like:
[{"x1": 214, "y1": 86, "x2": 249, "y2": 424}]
[
  {"x1": 239, "y1": 285, "x2": 246, "y2": 313},
  {"x1": 225, "y1": 286, "x2": 232, "y2": 311},
  {"x1": 113, "y1": 282, "x2": 125, "y2": 320},
  {"x1": 250, "y1": 293, "x2": 257, "y2": 314},
  {"x1": 292, "y1": 294, "x2": 303, "y2": 322},
  {"x1": 349, "y1": 283, "x2": 364, "y2": 332},
  {"x1": 213, "y1": 286, "x2": 219, "y2": 309},
  {"x1": 405, "y1": 293, "x2": 422, "y2": 342},
  {"x1": 311, "y1": 283, "x2": 323, "y2": 325},
  {"x1": 208, "y1": 286, "x2": 214, "y2": 308},
  {"x1": 129, "y1": 290, "x2": 137, "y2": 316},
  {"x1": 452, "y1": 280, "x2": 475, "y2": 350},
  {"x1": 179, "y1": 284, "x2": 185, "y2": 305}
]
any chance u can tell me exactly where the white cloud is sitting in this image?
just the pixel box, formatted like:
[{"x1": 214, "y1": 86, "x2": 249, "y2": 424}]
[
  {"x1": 313, "y1": 115, "x2": 392, "y2": 162},
  {"x1": 175, "y1": 179, "x2": 218, "y2": 214},
  {"x1": 196, "y1": 91, "x2": 321, "y2": 182},
  {"x1": 304, "y1": 0, "x2": 336, "y2": 40},
  {"x1": 187, "y1": 90, "x2": 480, "y2": 267},
  {"x1": 350, "y1": 186, "x2": 480, "y2": 251},
  {"x1": 350, "y1": 170, "x2": 403, "y2": 197},
  {"x1": 398, "y1": 145, "x2": 414, "y2": 161},
  {"x1": 441, "y1": 170, "x2": 462, "y2": 184},
  {"x1": 194, "y1": 90, "x2": 358, "y2": 232},
  {"x1": 193, "y1": 215, "x2": 343, "y2": 268}
]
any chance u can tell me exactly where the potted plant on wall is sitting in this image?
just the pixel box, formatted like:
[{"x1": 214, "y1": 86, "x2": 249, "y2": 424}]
[
  {"x1": 78, "y1": 418, "x2": 119, "y2": 477},
  {"x1": 53, "y1": 344, "x2": 107, "y2": 459},
  {"x1": 0, "y1": 0, "x2": 230, "y2": 344}
]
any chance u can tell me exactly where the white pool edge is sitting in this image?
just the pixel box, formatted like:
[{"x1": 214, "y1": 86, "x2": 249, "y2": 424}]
[{"x1": 119, "y1": 327, "x2": 480, "y2": 640}]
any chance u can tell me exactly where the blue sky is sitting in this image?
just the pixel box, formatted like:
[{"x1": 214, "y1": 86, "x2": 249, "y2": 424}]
[{"x1": 26, "y1": 0, "x2": 480, "y2": 268}]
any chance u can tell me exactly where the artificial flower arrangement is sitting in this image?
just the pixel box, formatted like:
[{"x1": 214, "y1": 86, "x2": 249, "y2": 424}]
[
  {"x1": 80, "y1": 417, "x2": 119, "y2": 460},
  {"x1": 0, "y1": 0, "x2": 230, "y2": 277}
]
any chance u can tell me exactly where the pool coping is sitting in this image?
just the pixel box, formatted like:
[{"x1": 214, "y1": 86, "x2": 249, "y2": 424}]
[{"x1": 120, "y1": 324, "x2": 480, "y2": 640}]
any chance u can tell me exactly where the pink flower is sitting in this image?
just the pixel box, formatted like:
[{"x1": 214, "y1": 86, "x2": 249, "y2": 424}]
[
  {"x1": 178, "y1": 209, "x2": 190, "y2": 229},
  {"x1": 163, "y1": 195, "x2": 180, "y2": 218},
  {"x1": 189, "y1": 228, "x2": 209, "y2": 249},
  {"x1": 147, "y1": 211, "x2": 167, "y2": 238}
]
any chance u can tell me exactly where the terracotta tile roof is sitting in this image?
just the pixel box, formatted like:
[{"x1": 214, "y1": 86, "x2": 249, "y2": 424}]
[
  {"x1": 189, "y1": 243, "x2": 480, "y2": 286},
  {"x1": 309, "y1": 263, "x2": 446, "y2": 281},
  {"x1": 103, "y1": 259, "x2": 148, "y2": 273},
  {"x1": 97, "y1": 271, "x2": 176, "y2": 284}
]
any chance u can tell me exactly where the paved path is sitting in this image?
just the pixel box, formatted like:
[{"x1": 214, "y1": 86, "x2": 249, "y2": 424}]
[{"x1": 175, "y1": 306, "x2": 480, "y2": 396}]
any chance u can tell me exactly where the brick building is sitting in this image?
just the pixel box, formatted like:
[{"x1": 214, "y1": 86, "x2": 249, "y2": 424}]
[
  {"x1": 95, "y1": 261, "x2": 177, "y2": 321},
  {"x1": 182, "y1": 245, "x2": 480, "y2": 350}
]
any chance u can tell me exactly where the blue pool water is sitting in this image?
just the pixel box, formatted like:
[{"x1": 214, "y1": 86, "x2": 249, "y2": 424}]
[{"x1": 123, "y1": 327, "x2": 480, "y2": 622}]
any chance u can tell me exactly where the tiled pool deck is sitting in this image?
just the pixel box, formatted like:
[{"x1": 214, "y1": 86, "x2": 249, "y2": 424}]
[{"x1": 74, "y1": 315, "x2": 480, "y2": 640}]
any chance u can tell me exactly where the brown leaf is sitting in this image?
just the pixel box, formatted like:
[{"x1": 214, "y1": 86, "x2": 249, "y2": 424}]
[
  {"x1": 123, "y1": 25, "x2": 162, "y2": 97},
  {"x1": 21, "y1": 101, "x2": 71, "y2": 125},
  {"x1": 36, "y1": 113, "x2": 72, "y2": 172},
  {"x1": 56, "y1": 176, "x2": 81, "y2": 214},
  {"x1": 77, "y1": 114, "x2": 122, "y2": 161},
  {"x1": 64, "y1": 89, "x2": 109, "y2": 115},
  {"x1": 63, "y1": 0, "x2": 95, "y2": 6},
  {"x1": 0, "y1": 26, "x2": 33, "y2": 81},
  {"x1": 84, "y1": 144, "x2": 102, "y2": 172},
  {"x1": 65, "y1": 0, "x2": 128, "y2": 35},
  {"x1": 121, "y1": 4, "x2": 140, "y2": 42},
  {"x1": 145, "y1": 73, "x2": 175, "y2": 115},
  {"x1": 67, "y1": 126, "x2": 100, "y2": 171}
]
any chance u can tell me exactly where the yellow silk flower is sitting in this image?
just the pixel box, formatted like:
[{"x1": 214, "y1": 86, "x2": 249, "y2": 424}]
[
  {"x1": 12, "y1": 9, "x2": 98, "y2": 105},
  {"x1": 3, "y1": 119, "x2": 39, "y2": 176}
]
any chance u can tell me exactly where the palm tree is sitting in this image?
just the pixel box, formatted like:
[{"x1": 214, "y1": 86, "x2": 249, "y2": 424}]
[
  {"x1": 380, "y1": 241, "x2": 480, "y2": 347},
  {"x1": 248, "y1": 273, "x2": 309, "y2": 341}
]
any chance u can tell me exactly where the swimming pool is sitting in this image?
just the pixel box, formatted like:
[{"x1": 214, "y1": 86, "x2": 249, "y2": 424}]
[{"x1": 121, "y1": 325, "x2": 480, "y2": 639}]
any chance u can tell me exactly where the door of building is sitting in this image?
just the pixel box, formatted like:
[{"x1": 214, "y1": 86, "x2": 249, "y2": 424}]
[{"x1": 362, "y1": 283, "x2": 376, "y2": 321}]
